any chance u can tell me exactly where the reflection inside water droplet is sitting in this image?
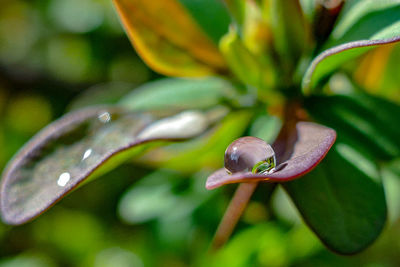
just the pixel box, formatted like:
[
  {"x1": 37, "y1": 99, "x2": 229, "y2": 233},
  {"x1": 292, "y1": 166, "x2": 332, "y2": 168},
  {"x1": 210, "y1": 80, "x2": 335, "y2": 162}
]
[
  {"x1": 57, "y1": 172, "x2": 71, "y2": 187},
  {"x1": 98, "y1": 111, "x2": 111, "y2": 123},
  {"x1": 82, "y1": 148, "x2": 92, "y2": 161},
  {"x1": 252, "y1": 155, "x2": 276, "y2": 174}
]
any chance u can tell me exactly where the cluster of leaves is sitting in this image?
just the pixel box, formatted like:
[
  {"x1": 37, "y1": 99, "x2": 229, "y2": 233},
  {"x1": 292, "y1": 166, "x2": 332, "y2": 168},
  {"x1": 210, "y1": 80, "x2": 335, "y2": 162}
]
[{"x1": 1, "y1": 0, "x2": 400, "y2": 258}]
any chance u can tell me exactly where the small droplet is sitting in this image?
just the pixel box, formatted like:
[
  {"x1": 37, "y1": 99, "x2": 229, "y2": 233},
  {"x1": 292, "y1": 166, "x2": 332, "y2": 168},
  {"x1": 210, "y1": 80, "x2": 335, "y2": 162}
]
[
  {"x1": 224, "y1": 136, "x2": 276, "y2": 174},
  {"x1": 98, "y1": 111, "x2": 111, "y2": 123},
  {"x1": 82, "y1": 148, "x2": 92, "y2": 161},
  {"x1": 57, "y1": 172, "x2": 71, "y2": 187}
]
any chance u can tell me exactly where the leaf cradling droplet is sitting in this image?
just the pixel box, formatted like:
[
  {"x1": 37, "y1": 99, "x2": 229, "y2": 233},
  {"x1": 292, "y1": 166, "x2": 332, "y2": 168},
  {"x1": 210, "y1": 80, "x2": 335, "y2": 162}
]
[{"x1": 206, "y1": 122, "x2": 336, "y2": 189}]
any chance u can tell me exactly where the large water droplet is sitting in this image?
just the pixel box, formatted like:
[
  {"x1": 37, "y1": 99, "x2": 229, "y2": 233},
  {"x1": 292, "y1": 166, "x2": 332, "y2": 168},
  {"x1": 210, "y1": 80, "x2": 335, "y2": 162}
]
[
  {"x1": 57, "y1": 172, "x2": 71, "y2": 187},
  {"x1": 224, "y1": 136, "x2": 276, "y2": 174}
]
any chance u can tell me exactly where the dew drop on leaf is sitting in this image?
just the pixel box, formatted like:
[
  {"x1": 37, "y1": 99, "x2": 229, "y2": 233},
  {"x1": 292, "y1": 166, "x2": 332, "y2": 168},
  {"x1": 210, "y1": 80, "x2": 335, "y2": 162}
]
[
  {"x1": 57, "y1": 172, "x2": 71, "y2": 187},
  {"x1": 81, "y1": 148, "x2": 92, "y2": 161},
  {"x1": 224, "y1": 136, "x2": 276, "y2": 174},
  {"x1": 97, "y1": 111, "x2": 111, "y2": 123}
]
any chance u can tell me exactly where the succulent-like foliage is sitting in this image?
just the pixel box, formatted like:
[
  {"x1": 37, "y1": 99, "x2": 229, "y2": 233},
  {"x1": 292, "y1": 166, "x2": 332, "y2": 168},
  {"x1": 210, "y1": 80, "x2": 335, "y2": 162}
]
[{"x1": 1, "y1": 0, "x2": 400, "y2": 258}]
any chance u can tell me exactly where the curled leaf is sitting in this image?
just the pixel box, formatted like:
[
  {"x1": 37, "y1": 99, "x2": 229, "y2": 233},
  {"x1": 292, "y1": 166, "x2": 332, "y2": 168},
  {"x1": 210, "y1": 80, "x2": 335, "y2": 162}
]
[
  {"x1": 302, "y1": 36, "x2": 400, "y2": 92},
  {"x1": 302, "y1": 1, "x2": 400, "y2": 91},
  {"x1": 0, "y1": 107, "x2": 212, "y2": 225},
  {"x1": 206, "y1": 122, "x2": 336, "y2": 189}
]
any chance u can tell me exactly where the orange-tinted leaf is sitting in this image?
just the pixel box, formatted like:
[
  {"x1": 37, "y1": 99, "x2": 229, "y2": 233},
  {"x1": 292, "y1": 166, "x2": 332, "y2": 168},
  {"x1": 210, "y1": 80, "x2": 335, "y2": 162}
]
[{"x1": 113, "y1": 0, "x2": 227, "y2": 76}]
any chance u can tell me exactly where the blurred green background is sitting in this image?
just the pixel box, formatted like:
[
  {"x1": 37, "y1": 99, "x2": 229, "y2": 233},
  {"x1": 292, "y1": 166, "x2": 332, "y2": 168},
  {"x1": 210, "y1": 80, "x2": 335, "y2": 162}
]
[{"x1": 1, "y1": 0, "x2": 400, "y2": 266}]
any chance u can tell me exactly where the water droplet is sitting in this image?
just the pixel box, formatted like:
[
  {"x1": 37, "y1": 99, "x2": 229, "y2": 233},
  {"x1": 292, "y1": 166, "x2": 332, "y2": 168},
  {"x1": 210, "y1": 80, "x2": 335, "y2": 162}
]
[
  {"x1": 252, "y1": 157, "x2": 276, "y2": 174},
  {"x1": 224, "y1": 136, "x2": 276, "y2": 174},
  {"x1": 98, "y1": 111, "x2": 111, "y2": 123},
  {"x1": 57, "y1": 172, "x2": 71, "y2": 187},
  {"x1": 82, "y1": 148, "x2": 92, "y2": 161}
]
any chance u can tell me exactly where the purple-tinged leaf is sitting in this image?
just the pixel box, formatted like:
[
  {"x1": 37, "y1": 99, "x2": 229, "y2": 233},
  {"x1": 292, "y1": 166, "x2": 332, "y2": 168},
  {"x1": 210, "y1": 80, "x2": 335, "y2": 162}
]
[
  {"x1": 206, "y1": 122, "x2": 336, "y2": 189},
  {"x1": 302, "y1": 36, "x2": 400, "y2": 92},
  {"x1": 0, "y1": 107, "x2": 212, "y2": 225},
  {"x1": 302, "y1": 1, "x2": 400, "y2": 92}
]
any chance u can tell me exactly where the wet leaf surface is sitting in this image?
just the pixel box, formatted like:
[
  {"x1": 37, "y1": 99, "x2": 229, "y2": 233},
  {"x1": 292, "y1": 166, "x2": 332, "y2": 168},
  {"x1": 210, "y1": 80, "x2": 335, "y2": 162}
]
[
  {"x1": 137, "y1": 111, "x2": 252, "y2": 173},
  {"x1": 206, "y1": 122, "x2": 336, "y2": 189},
  {"x1": 1, "y1": 107, "x2": 212, "y2": 225},
  {"x1": 284, "y1": 147, "x2": 386, "y2": 254}
]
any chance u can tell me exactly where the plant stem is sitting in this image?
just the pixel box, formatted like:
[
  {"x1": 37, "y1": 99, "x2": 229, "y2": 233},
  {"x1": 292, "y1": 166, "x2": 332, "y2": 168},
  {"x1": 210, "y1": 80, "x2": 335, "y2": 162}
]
[{"x1": 210, "y1": 182, "x2": 258, "y2": 251}]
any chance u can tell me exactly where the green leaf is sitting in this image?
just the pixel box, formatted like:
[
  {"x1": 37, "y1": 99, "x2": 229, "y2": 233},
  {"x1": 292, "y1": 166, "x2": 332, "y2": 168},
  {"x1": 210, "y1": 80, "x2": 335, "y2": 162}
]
[
  {"x1": 118, "y1": 170, "x2": 181, "y2": 224},
  {"x1": 305, "y1": 93, "x2": 400, "y2": 161},
  {"x1": 381, "y1": 160, "x2": 400, "y2": 223},
  {"x1": 0, "y1": 107, "x2": 214, "y2": 225},
  {"x1": 178, "y1": 0, "x2": 231, "y2": 44},
  {"x1": 329, "y1": 0, "x2": 400, "y2": 46},
  {"x1": 137, "y1": 111, "x2": 252, "y2": 173},
  {"x1": 118, "y1": 77, "x2": 237, "y2": 112},
  {"x1": 113, "y1": 0, "x2": 227, "y2": 77},
  {"x1": 299, "y1": 0, "x2": 316, "y2": 21},
  {"x1": 302, "y1": 0, "x2": 400, "y2": 92},
  {"x1": 207, "y1": 223, "x2": 320, "y2": 267},
  {"x1": 68, "y1": 82, "x2": 134, "y2": 111},
  {"x1": 118, "y1": 170, "x2": 215, "y2": 224},
  {"x1": 284, "y1": 147, "x2": 387, "y2": 254},
  {"x1": 249, "y1": 114, "x2": 282, "y2": 144},
  {"x1": 302, "y1": 37, "x2": 400, "y2": 92},
  {"x1": 220, "y1": 0, "x2": 246, "y2": 26},
  {"x1": 270, "y1": 0, "x2": 308, "y2": 64},
  {"x1": 219, "y1": 29, "x2": 264, "y2": 87}
]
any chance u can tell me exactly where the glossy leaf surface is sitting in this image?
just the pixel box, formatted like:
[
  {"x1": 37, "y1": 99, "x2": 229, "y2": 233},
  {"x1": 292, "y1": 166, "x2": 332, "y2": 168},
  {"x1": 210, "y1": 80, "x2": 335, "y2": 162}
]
[
  {"x1": 113, "y1": 0, "x2": 227, "y2": 76},
  {"x1": 328, "y1": 0, "x2": 400, "y2": 47},
  {"x1": 305, "y1": 93, "x2": 400, "y2": 161},
  {"x1": 119, "y1": 77, "x2": 237, "y2": 112},
  {"x1": 302, "y1": 37, "x2": 400, "y2": 92},
  {"x1": 1, "y1": 107, "x2": 212, "y2": 225},
  {"x1": 206, "y1": 122, "x2": 336, "y2": 189},
  {"x1": 303, "y1": 1, "x2": 400, "y2": 91},
  {"x1": 177, "y1": 0, "x2": 230, "y2": 43},
  {"x1": 138, "y1": 111, "x2": 252, "y2": 173},
  {"x1": 284, "y1": 147, "x2": 387, "y2": 254}
]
